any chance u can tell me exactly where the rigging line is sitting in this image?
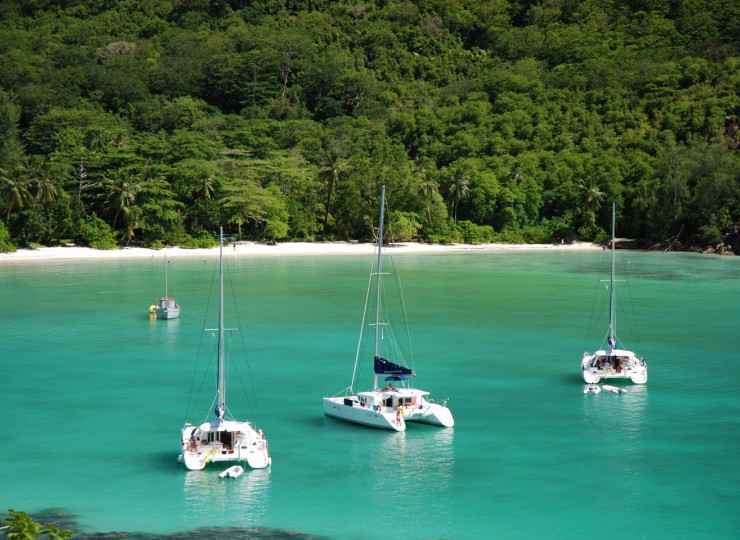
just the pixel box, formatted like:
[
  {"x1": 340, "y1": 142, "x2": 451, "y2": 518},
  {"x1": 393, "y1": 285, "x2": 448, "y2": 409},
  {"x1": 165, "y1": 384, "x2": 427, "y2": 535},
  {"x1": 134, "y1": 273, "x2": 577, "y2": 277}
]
[
  {"x1": 235, "y1": 324, "x2": 263, "y2": 427},
  {"x1": 390, "y1": 249, "x2": 415, "y2": 371},
  {"x1": 352, "y1": 256, "x2": 375, "y2": 394},
  {"x1": 167, "y1": 257, "x2": 177, "y2": 300},
  {"x1": 621, "y1": 258, "x2": 644, "y2": 355},
  {"x1": 583, "y1": 248, "x2": 609, "y2": 352},
  {"x1": 382, "y1": 194, "x2": 416, "y2": 371},
  {"x1": 224, "y1": 255, "x2": 263, "y2": 428},
  {"x1": 184, "y1": 259, "x2": 218, "y2": 420},
  {"x1": 193, "y1": 337, "x2": 219, "y2": 426}
]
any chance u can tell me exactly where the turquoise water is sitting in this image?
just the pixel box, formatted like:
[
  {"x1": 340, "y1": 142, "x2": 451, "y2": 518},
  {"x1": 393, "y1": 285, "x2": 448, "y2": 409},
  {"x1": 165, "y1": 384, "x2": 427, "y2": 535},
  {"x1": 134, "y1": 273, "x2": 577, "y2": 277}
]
[{"x1": 1, "y1": 249, "x2": 738, "y2": 539}]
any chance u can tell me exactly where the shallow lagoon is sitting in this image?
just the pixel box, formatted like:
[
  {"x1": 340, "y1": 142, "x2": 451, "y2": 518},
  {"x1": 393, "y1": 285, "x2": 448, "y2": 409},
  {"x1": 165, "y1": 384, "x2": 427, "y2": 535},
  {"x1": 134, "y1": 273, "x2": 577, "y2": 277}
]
[{"x1": 1, "y1": 249, "x2": 738, "y2": 539}]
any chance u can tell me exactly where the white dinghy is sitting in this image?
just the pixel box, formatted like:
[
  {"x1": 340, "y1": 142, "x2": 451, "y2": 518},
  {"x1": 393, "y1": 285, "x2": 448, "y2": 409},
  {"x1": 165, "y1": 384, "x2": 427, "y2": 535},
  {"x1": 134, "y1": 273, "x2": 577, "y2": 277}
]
[{"x1": 219, "y1": 465, "x2": 245, "y2": 478}]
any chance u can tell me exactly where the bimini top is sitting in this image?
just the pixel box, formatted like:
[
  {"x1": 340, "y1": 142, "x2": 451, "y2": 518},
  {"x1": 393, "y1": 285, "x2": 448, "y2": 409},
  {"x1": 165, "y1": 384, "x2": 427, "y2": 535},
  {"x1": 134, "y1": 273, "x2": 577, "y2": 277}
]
[{"x1": 374, "y1": 355, "x2": 415, "y2": 377}]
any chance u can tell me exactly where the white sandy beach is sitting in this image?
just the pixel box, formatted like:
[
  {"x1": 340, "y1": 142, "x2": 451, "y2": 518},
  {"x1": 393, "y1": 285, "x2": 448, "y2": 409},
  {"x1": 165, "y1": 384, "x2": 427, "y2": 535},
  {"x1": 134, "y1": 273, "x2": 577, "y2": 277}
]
[{"x1": 0, "y1": 240, "x2": 600, "y2": 262}]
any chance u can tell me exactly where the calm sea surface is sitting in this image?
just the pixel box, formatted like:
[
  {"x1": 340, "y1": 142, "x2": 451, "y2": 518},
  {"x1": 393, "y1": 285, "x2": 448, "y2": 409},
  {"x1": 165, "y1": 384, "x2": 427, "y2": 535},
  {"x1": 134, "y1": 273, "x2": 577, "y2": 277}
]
[{"x1": 1, "y1": 248, "x2": 738, "y2": 539}]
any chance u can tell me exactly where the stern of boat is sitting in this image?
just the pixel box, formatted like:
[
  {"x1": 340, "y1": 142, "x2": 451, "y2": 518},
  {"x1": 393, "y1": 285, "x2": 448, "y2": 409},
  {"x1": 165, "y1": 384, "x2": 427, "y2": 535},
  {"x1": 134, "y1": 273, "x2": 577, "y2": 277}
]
[
  {"x1": 407, "y1": 401, "x2": 454, "y2": 427},
  {"x1": 630, "y1": 365, "x2": 648, "y2": 384}
]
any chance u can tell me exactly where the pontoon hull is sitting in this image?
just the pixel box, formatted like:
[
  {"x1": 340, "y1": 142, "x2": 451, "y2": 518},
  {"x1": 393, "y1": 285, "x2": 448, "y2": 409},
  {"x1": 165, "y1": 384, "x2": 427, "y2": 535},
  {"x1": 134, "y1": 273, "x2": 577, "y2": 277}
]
[
  {"x1": 581, "y1": 351, "x2": 647, "y2": 384},
  {"x1": 323, "y1": 397, "x2": 405, "y2": 431},
  {"x1": 406, "y1": 402, "x2": 455, "y2": 427},
  {"x1": 180, "y1": 420, "x2": 270, "y2": 470}
]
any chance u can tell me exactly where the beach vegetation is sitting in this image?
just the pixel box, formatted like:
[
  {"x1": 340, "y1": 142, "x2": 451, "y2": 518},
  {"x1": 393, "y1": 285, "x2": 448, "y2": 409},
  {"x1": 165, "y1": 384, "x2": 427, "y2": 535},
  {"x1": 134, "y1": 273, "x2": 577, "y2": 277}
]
[
  {"x1": 0, "y1": 221, "x2": 15, "y2": 253},
  {"x1": 75, "y1": 214, "x2": 117, "y2": 250},
  {"x1": 0, "y1": 1, "x2": 739, "y2": 251},
  {"x1": 1, "y1": 508, "x2": 72, "y2": 539}
]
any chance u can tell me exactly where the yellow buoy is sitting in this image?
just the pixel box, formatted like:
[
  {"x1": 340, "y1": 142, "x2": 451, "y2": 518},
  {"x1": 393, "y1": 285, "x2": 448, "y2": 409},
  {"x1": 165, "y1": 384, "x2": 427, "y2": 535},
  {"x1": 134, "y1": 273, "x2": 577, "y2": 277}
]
[{"x1": 149, "y1": 304, "x2": 156, "y2": 313}]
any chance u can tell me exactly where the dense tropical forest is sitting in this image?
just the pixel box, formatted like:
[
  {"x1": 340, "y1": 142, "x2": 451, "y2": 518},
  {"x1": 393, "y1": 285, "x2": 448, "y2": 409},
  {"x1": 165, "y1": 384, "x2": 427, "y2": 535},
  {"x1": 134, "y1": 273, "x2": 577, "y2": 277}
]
[{"x1": 1, "y1": 0, "x2": 739, "y2": 252}]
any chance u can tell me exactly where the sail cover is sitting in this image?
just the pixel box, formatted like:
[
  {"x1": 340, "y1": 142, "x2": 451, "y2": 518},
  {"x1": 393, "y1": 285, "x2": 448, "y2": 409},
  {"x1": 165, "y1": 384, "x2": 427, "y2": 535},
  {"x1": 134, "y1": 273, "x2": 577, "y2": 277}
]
[{"x1": 374, "y1": 355, "x2": 415, "y2": 377}]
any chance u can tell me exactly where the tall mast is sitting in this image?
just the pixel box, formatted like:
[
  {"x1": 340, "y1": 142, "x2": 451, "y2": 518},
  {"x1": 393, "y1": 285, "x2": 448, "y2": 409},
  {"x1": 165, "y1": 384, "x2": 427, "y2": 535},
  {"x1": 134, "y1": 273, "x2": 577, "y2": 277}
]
[
  {"x1": 216, "y1": 227, "x2": 225, "y2": 421},
  {"x1": 164, "y1": 253, "x2": 168, "y2": 297},
  {"x1": 608, "y1": 202, "x2": 616, "y2": 351},
  {"x1": 373, "y1": 186, "x2": 386, "y2": 390}
]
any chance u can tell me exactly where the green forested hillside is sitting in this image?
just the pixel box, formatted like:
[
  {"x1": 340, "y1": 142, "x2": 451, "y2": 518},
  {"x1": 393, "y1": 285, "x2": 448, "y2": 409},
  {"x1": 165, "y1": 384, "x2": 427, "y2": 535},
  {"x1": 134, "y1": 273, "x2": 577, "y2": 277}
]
[{"x1": 1, "y1": 0, "x2": 738, "y2": 251}]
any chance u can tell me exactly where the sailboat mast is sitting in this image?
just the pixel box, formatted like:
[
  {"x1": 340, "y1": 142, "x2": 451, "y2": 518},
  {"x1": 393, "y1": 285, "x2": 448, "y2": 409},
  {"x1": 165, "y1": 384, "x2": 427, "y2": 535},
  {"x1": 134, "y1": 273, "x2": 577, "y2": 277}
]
[
  {"x1": 608, "y1": 202, "x2": 616, "y2": 350},
  {"x1": 164, "y1": 254, "x2": 169, "y2": 297},
  {"x1": 374, "y1": 186, "x2": 385, "y2": 357},
  {"x1": 216, "y1": 227, "x2": 225, "y2": 421},
  {"x1": 373, "y1": 186, "x2": 386, "y2": 390}
]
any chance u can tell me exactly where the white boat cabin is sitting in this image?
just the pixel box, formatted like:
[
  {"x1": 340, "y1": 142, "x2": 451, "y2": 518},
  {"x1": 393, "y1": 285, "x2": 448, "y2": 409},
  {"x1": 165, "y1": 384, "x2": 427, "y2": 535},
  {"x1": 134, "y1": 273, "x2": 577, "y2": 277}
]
[
  {"x1": 352, "y1": 387, "x2": 425, "y2": 411},
  {"x1": 587, "y1": 351, "x2": 639, "y2": 374}
]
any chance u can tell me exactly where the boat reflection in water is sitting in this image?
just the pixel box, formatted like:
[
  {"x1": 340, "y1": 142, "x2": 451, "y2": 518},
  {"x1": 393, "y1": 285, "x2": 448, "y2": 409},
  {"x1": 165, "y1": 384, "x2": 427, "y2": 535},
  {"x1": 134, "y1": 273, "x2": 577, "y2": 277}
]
[{"x1": 182, "y1": 468, "x2": 271, "y2": 526}]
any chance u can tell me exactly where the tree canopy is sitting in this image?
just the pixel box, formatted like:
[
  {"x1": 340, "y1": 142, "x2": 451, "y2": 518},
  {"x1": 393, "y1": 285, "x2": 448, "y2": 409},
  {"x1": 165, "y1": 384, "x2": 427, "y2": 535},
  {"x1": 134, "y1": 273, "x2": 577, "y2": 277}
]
[{"x1": 1, "y1": 0, "x2": 738, "y2": 251}]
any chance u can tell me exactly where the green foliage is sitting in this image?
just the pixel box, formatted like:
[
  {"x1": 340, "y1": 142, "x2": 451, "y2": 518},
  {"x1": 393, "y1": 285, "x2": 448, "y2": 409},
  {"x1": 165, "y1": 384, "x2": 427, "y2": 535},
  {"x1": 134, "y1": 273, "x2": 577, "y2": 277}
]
[
  {"x1": 453, "y1": 220, "x2": 494, "y2": 244},
  {"x1": 179, "y1": 233, "x2": 218, "y2": 249},
  {"x1": 75, "y1": 214, "x2": 117, "y2": 249},
  {"x1": 388, "y1": 211, "x2": 421, "y2": 241},
  {"x1": 0, "y1": 221, "x2": 16, "y2": 252},
  {"x1": 0, "y1": 1, "x2": 739, "y2": 249},
  {"x1": 2, "y1": 508, "x2": 72, "y2": 540}
]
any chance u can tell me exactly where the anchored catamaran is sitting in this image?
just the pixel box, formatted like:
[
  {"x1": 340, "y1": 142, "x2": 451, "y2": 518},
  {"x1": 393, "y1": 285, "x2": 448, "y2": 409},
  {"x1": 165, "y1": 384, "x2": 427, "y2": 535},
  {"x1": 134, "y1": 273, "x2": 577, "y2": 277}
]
[
  {"x1": 179, "y1": 228, "x2": 271, "y2": 470},
  {"x1": 323, "y1": 185, "x2": 454, "y2": 431},
  {"x1": 581, "y1": 203, "x2": 648, "y2": 385}
]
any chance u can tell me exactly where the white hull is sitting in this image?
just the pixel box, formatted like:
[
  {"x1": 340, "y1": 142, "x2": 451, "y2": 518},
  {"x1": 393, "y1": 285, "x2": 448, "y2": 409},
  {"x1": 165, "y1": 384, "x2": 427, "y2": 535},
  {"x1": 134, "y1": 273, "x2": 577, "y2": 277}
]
[
  {"x1": 584, "y1": 384, "x2": 601, "y2": 394},
  {"x1": 405, "y1": 402, "x2": 455, "y2": 427},
  {"x1": 154, "y1": 298, "x2": 180, "y2": 320},
  {"x1": 582, "y1": 350, "x2": 647, "y2": 384},
  {"x1": 324, "y1": 387, "x2": 454, "y2": 431},
  {"x1": 219, "y1": 465, "x2": 244, "y2": 478},
  {"x1": 602, "y1": 384, "x2": 628, "y2": 394},
  {"x1": 180, "y1": 419, "x2": 270, "y2": 471},
  {"x1": 323, "y1": 397, "x2": 404, "y2": 431}
]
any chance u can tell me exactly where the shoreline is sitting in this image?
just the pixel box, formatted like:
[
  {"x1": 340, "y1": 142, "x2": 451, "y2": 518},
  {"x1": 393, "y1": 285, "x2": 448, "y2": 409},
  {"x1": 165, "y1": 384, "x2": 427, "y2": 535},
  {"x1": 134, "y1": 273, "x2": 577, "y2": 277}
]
[{"x1": 0, "y1": 240, "x2": 601, "y2": 262}]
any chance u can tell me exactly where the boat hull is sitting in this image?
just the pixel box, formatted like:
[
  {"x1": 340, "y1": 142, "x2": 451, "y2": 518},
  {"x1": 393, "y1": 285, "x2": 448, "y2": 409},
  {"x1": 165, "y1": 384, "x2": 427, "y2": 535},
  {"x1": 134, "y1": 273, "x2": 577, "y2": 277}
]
[
  {"x1": 180, "y1": 420, "x2": 270, "y2": 470},
  {"x1": 581, "y1": 351, "x2": 647, "y2": 384},
  {"x1": 602, "y1": 384, "x2": 628, "y2": 394},
  {"x1": 323, "y1": 397, "x2": 404, "y2": 431},
  {"x1": 219, "y1": 465, "x2": 244, "y2": 478},
  {"x1": 405, "y1": 402, "x2": 455, "y2": 427},
  {"x1": 155, "y1": 298, "x2": 180, "y2": 319}
]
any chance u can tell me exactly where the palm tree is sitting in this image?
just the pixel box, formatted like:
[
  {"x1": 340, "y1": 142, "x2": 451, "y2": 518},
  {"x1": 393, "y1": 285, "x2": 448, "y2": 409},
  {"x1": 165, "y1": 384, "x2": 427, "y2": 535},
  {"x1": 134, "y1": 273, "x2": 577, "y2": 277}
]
[
  {"x1": 319, "y1": 145, "x2": 345, "y2": 235},
  {"x1": 102, "y1": 172, "x2": 142, "y2": 229},
  {"x1": 122, "y1": 205, "x2": 143, "y2": 245},
  {"x1": 1, "y1": 168, "x2": 32, "y2": 221},
  {"x1": 418, "y1": 178, "x2": 438, "y2": 224},
  {"x1": 37, "y1": 175, "x2": 58, "y2": 204},
  {"x1": 193, "y1": 174, "x2": 216, "y2": 200},
  {"x1": 449, "y1": 175, "x2": 470, "y2": 225},
  {"x1": 578, "y1": 178, "x2": 605, "y2": 237}
]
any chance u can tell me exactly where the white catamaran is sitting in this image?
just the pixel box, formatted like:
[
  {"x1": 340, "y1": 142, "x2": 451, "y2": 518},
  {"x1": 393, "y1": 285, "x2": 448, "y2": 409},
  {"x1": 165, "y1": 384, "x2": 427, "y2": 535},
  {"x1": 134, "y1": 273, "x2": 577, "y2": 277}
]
[
  {"x1": 323, "y1": 185, "x2": 454, "y2": 431},
  {"x1": 152, "y1": 253, "x2": 180, "y2": 320},
  {"x1": 581, "y1": 203, "x2": 648, "y2": 385},
  {"x1": 179, "y1": 228, "x2": 271, "y2": 470}
]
